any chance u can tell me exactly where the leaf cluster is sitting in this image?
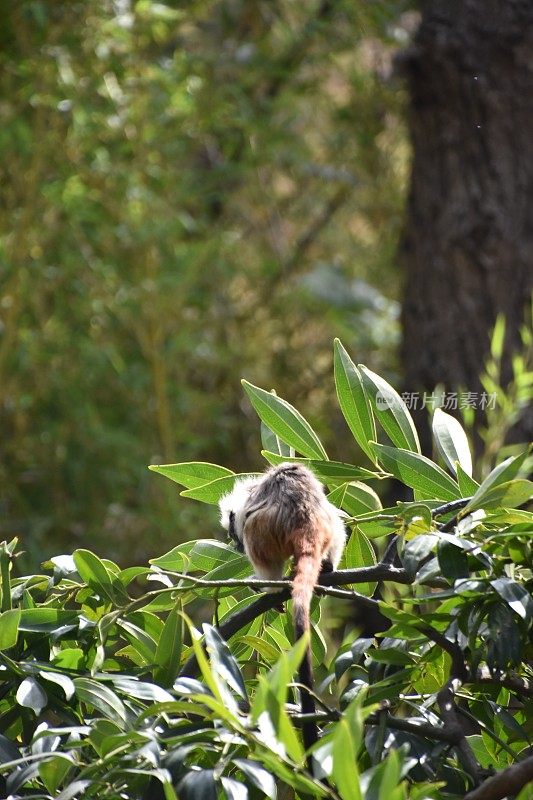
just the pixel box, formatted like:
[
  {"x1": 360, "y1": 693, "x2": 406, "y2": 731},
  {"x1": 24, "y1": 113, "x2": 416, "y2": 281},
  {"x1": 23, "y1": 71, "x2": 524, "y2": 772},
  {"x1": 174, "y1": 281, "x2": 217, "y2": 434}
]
[{"x1": 1, "y1": 346, "x2": 531, "y2": 799}]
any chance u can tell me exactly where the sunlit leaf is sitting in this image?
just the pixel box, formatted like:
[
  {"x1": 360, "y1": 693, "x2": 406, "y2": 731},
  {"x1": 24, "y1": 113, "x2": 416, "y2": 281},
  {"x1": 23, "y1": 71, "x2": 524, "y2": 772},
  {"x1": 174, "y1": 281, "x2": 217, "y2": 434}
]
[
  {"x1": 242, "y1": 380, "x2": 327, "y2": 459},
  {"x1": 148, "y1": 461, "x2": 234, "y2": 489},
  {"x1": 432, "y1": 408, "x2": 472, "y2": 477},
  {"x1": 360, "y1": 366, "x2": 420, "y2": 453},
  {"x1": 334, "y1": 340, "x2": 376, "y2": 462},
  {"x1": 372, "y1": 443, "x2": 461, "y2": 501}
]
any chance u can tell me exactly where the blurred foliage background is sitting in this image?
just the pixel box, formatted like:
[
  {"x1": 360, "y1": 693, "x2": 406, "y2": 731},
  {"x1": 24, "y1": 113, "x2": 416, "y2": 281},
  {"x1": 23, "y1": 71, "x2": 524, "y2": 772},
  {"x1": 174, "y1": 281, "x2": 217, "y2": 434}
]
[{"x1": 1, "y1": 0, "x2": 416, "y2": 565}]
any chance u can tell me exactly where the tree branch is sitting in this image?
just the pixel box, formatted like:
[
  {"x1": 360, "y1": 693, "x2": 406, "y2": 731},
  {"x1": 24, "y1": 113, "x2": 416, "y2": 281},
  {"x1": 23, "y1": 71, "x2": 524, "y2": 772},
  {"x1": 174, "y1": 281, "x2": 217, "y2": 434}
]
[
  {"x1": 464, "y1": 754, "x2": 533, "y2": 800},
  {"x1": 417, "y1": 624, "x2": 469, "y2": 682},
  {"x1": 432, "y1": 497, "x2": 473, "y2": 518},
  {"x1": 437, "y1": 676, "x2": 482, "y2": 784},
  {"x1": 474, "y1": 666, "x2": 532, "y2": 697}
]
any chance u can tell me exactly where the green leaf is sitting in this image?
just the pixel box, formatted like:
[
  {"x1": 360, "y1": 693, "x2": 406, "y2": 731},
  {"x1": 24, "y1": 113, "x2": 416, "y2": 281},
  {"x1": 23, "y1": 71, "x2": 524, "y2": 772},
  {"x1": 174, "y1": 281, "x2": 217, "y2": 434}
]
[
  {"x1": 466, "y1": 735, "x2": 496, "y2": 769},
  {"x1": 240, "y1": 635, "x2": 280, "y2": 663},
  {"x1": 333, "y1": 340, "x2": 376, "y2": 462},
  {"x1": 260, "y1": 453, "x2": 384, "y2": 484},
  {"x1": 463, "y1": 451, "x2": 530, "y2": 513},
  {"x1": 491, "y1": 578, "x2": 533, "y2": 621},
  {"x1": 0, "y1": 608, "x2": 20, "y2": 650},
  {"x1": 181, "y1": 473, "x2": 259, "y2": 504},
  {"x1": 73, "y1": 549, "x2": 127, "y2": 604},
  {"x1": 39, "y1": 670, "x2": 75, "y2": 700},
  {"x1": 359, "y1": 366, "x2": 420, "y2": 453},
  {"x1": 368, "y1": 648, "x2": 414, "y2": 666},
  {"x1": 437, "y1": 541, "x2": 469, "y2": 579},
  {"x1": 110, "y1": 677, "x2": 174, "y2": 703},
  {"x1": 73, "y1": 677, "x2": 128, "y2": 727},
  {"x1": 372, "y1": 444, "x2": 461, "y2": 501},
  {"x1": 491, "y1": 314, "x2": 506, "y2": 360},
  {"x1": 456, "y1": 463, "x2": 479, "y2": 496},
  {"x1": 233, "y1": 759, "x2": 276, "y2": 800},
  {"x1": 466, "y1": 479, "x2": 533, "y2": 512},
  {"x1": 327, "y1": 482, "x2": 382, "y2": 516},
  {"x1": 52, "y1": 648, "x2": 85, "y2": 670},
  {"x1": 402, "y1": 534, "x2": 437, "y2": 578},
  {"x1": 19, "y1": 608, "x2": 79, "y2": 633},
  {"x1": 401, "y1": 504, "x2": 433, "y2": 539},
  {"x1": 251, "y1": 636, "x2": 308, "y2": 723},
  {"x1": 432, "y1": 408, "x2": 472, "y2": 477},
  {"x1": 332, "y1": 718, "x2": 362, "y2": 800},
  {"x1": 39, "y1": 754, "x2": 74, "y2": 795},
  {"x1": 153, "y1": 604, "x2": 183, "y2": 687},
  {"x1": 204, "y1": 624, "x2": 247, "y2": 700},
  {"x1": 188, "y1": 540, "x2": 239, "y2": 572},
  {"x1": 16, "y1": 677, "x2": 47, "y2": 713},
  {"x1": 261, "y1": 422, "x2": 291, "y2": 457},
  {"x1": 242, "y1": 380, "x2": 327, "y2": 459},
  {"x1": 148, "y1": 461, "x2": 234, "y2": 489},
  {"x1": 221, "y1": 777, "x2": 249, "y2": 800},
  {"x1": 177, "y1": 769, "x2": 217, "y2": 800},
  {"x1": 117, "y1": 618, "x2": 158, "y2": 663},
  {"x1": 378, "y1": 749, "x2": 402, "y2": 800},
  {"x1": 343, "y1": 531, "x2": 377, "y2": 596}
]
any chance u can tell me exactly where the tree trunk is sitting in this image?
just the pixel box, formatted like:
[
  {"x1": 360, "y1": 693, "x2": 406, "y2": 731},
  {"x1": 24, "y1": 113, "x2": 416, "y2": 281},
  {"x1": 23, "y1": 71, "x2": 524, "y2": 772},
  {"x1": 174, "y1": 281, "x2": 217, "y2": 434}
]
[{"x1": 400, "y1": 0, "x2": 533, "y2": 451}]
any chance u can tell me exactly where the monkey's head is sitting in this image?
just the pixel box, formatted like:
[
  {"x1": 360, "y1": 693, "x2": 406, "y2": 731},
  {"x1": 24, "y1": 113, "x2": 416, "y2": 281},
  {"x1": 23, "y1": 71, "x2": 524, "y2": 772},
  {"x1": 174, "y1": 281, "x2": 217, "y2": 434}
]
[{"x1": 219, "y1": 476, "x2": 259, "y2": 552}]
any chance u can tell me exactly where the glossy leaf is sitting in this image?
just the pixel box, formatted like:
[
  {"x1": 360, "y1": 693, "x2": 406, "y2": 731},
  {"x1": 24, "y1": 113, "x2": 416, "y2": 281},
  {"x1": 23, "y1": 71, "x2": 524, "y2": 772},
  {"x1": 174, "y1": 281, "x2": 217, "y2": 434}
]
[
  {"x1": 261, "y1": 453, "x2": 383, "y2": 484},
  {"x1": 327, "y1": 482, "x2": 382, "y2": 516},
  {"x1": 16, "y1": 677, "x2": 47, "y2": 713},
  {"x1": 0, "y1": 609, "x2": 20, "y2": 650},
  {"x1": 234, "y1": 759, "x2": 277, "y2": 800},
  {"x1": 334, "y1": 340, "x2": 376, "y2": 462},
  {"x1": 432, "y1": 408, "x2": 472, "y2": 477},
  {"x1": 491, "y1": 578, "x2": 533, "y2": 621},
  {"x1": 372, "y1": 443, "x2": 461, "y2": 501},
  {"x1": 463, "y1": 451, "x2": 530, "y2": 513},
  {"x1": 177, "y1": 769, "x2": 217, "y2": 800},
  {"x1": 181, "y1": 473, "x2": 259, "y2": 504},
  {"x1": 343, "y1": 530, "x2": 377, "y2": 596},
  {"x1": 153, "y1": 605, "x2": 183, "y2": 688},
  {"x1": 148, "y1": 461, "x2": 234, "y2": 489},
  {"x1": 360, "y1": 366, "x2": 420, "y2": 453},
  {"x1": 73, "y1": 678, "x2": 128, "y2": 727},
  {"x1": 204, "y1": 624, "x2": 247, "y2": 700},
  {"x1": 73, "y1": 549, "x2": 127, "y2": 605},
  {"x1": 242, "y1": 380, "x2": 327, "y2": 459}
]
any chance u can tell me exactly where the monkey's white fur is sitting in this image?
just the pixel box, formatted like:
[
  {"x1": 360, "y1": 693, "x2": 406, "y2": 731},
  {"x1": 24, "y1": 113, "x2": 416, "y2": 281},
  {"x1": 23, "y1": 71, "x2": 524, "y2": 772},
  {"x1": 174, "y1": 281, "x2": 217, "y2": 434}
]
[{"x1": 219, "y1": 476, "x2": 258, "y2": 539}]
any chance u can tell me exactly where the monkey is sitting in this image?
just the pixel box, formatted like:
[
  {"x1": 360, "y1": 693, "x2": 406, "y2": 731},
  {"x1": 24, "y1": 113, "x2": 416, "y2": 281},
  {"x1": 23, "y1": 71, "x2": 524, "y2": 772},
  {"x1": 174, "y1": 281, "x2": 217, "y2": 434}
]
[{"x1": 219, "y1": 463, "x2": 346, "y2": 767}]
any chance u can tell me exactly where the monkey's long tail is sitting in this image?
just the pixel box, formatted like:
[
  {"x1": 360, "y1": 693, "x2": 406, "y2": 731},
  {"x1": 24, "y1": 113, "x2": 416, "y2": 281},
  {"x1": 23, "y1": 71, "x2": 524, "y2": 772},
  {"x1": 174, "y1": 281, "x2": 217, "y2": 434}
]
[{"x1": 292, "y1": 547, "x2": 323, "y2": 761}]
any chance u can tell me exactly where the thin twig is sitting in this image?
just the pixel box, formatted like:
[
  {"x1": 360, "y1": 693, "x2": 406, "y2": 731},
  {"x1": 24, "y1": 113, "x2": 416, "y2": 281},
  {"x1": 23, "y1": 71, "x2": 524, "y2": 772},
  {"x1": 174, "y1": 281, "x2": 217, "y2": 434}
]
[{"x1": 433, "y1": 497, "x2": 473, "y2": 518}]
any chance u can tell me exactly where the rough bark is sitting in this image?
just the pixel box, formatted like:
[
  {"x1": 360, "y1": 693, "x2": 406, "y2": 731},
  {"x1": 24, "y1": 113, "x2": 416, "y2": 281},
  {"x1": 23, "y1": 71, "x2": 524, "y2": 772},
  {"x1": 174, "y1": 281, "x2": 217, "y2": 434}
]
[{"x1": 399, "y1": 0, "x2": 533, "y2": 450}]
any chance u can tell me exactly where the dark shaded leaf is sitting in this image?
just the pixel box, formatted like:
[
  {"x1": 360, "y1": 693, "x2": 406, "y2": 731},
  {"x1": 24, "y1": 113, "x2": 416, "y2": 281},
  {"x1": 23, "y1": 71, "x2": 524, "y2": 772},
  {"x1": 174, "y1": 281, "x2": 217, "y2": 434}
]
[
  {"x1": 177, "y1": 769, "x2": 217, "y2": 800},
  {"x1": 203, "y1": 624, "x2": 247, "y2": 700},
  {"x1": 233, "y1": 759, "x2": 276, "y2": 800}
]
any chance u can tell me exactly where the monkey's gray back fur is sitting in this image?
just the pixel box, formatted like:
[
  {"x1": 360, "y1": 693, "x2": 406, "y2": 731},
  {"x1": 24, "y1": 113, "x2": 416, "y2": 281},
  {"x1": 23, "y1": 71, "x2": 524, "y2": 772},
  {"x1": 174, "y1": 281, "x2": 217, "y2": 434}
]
[{"x1": 244, "y1": 463, "x2": 325, "y2": 531}]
